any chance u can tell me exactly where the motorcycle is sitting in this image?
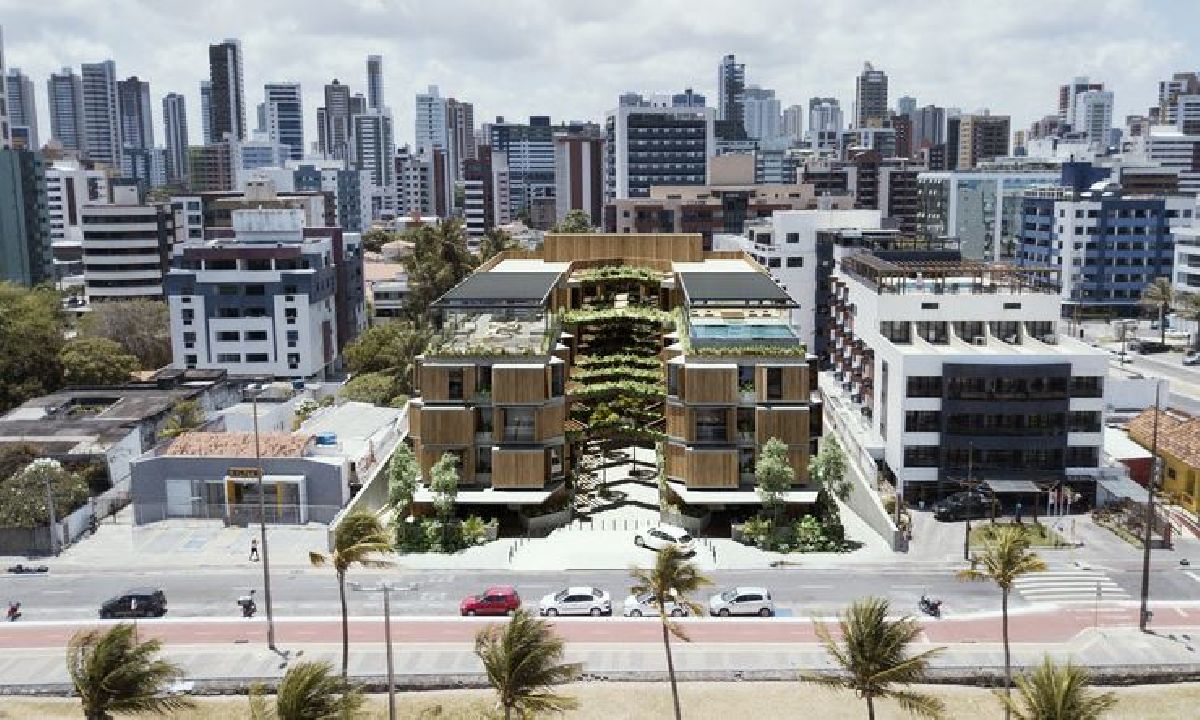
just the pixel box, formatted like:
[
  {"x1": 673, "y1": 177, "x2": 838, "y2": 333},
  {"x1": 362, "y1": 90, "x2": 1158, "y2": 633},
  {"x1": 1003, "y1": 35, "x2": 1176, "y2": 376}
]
[
  {"x1": 237, "y1": 591, "x2": 257, "y2": 618},
  {"x1": 919, "y1": 595, "x2": 942, "y2": 618},
  {"x1": 6, "y1": 602, "x2": 21, "y2": 621}
]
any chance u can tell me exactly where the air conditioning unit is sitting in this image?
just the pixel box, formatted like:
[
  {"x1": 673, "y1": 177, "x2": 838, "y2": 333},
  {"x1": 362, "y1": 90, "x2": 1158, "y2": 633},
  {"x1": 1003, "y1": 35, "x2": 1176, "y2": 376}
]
[{"x1": 972, "y1": 336, "x2": 986, "y2": 346}]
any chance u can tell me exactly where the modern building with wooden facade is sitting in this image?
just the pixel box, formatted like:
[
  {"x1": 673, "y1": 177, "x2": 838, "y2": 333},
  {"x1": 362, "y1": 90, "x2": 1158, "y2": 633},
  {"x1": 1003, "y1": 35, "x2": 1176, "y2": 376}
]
[{"x1": 407, "y1": 232, "x2": 821, "y2": 514}]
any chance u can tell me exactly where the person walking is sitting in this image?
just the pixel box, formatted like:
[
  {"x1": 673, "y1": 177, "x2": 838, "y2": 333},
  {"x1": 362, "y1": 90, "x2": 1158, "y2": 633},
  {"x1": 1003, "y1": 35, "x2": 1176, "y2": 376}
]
[{"x1": 249, "y1": 537, "x2": 260, "y2": 562}]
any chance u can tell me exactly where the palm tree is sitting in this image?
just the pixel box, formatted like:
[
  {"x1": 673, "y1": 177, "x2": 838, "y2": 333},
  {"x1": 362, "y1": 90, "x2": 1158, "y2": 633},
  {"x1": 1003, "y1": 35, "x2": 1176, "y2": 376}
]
[
  {"x1": 629, "y1": 545, "x2": 713, "y2": 720},
  {"x1": 474, "y1": 609, "x2": 580, "y2": 720},
  {"x1": 309, "y1": 511, "x2": 393, "y2": 677},
  {"x1": 808, "y1": 597, "x2": 945, "y2": 720},
  {"x1": 1140, "y1": 276, "x2": 1175, "y2": 345},
  {"x1": 1003, "y1": 656, "x2": 1118, "y2": 720},
  {"x1": 956, "y1": 524, "x2": 1048, "y2": 719},
  {"x1": 66, "y1": 623, "x2": 194, "y2": 720},
  {"x1": 249, "y1": 660, "x2": 365, "y2": 720}
]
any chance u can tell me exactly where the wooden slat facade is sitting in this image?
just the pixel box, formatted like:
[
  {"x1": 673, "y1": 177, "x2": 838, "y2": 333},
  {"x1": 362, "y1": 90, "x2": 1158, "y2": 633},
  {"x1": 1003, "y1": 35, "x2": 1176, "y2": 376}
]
[
  {"x1": 754, "y1": 406, "x2": 811, "y2": 446},
  {"x1": 682, "y1": 364, "x2": 737, "y2": 404},
  {"x1": 685, "y1": 448, "x2": 738, "y2": 488},
  {"x1": 542, "y1": 233, "x2": 704, "y2": 263},
  {"x1": 755, "y1": 363, "x2": 809, "y2": 403},
  {"x1": 492, "y1": 449, "x2": 546, "y2": 489},
  {"x1": 665, "y1": 403, "x2": 689, "y2": 441},
  {"x1": 419, "y1": 363, "x2": 476, "y2": 403},
  {"x1": 536, "y1": 402, "x2": 566, "y2": 440},
  {"x1": 419, "y1": 407, "x2": 475, "y2": 446},
  {"x1": 492, "y1": 364, "x2": 548, "y2": 404}
]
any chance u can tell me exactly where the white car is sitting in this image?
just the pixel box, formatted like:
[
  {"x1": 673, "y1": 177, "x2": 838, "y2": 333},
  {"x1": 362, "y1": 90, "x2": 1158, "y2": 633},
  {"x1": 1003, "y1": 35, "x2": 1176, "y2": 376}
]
[
  {"x1": 1185, "y1": 350, "x2": 1200, "y2": 366},
  {"x1": 633, "y1": 524, "x2": 696, "y2": 555},
  {"x1": 538, "y1": 587, "x2": 611, "y2": 617},
  {"x1": 708, "y1": 586, "x2": 775, "y2": 617},
  {"x1": 623, "y1": 593, "x2": 688, "y2": 618}
]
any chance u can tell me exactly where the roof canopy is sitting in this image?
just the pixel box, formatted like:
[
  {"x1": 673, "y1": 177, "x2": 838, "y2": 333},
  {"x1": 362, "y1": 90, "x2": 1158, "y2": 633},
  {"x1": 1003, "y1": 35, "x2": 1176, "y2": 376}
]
[
  {"x1": 678, "y1": 271, "x2": 797, "y2": 308},
  {"x1": 433, "y1": 271, "x2": 562, "y2": 309}
]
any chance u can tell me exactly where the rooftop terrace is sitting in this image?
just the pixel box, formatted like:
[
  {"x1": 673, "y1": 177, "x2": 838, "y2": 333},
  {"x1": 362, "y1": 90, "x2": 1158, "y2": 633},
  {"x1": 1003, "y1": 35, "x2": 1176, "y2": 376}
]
[{"x1": 839, "y1": 253, "x2": 1060, "y2": 295}]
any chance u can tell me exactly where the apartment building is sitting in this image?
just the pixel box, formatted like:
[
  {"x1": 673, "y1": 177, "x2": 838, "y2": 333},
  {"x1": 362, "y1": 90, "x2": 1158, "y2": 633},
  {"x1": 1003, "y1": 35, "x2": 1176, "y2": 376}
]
[
  {"x1": 826, "y1": 247, "x2": 1109, "y2": 504},
  {"x1": 45, "y1": 160, "x2": 108, "y2": 278},
  {"x1": 408, "y1": 233, "x2": 821, "y2": 515},
  {"x1": 604, "y1": 104, "x2": 716, "y2": 200},
  {"x1": 918, "y1": 167, "x2": 1059, "y2": 260},
  {"x1": 81, "y1": 188, "x2": 174, "y2": 301}
]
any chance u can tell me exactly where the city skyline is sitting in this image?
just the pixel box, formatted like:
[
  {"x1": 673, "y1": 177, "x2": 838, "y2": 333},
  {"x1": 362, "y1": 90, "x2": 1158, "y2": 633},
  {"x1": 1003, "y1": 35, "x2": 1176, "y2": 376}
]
[{"x1": 0, "y1": 0, "x2": 1194, "y2": 152}]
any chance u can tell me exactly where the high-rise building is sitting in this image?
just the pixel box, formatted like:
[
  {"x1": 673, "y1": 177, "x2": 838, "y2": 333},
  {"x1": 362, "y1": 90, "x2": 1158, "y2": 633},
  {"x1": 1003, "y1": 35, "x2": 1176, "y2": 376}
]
[
  {"x1": 0, "y1": 26, "x2": 9, "y2": 149},
  {"x1": 743, "y1": 86, "x2": 781, "y2": 141},
  {"x1": 448, "y1": 97, "x2": 476, "y2": 170},
  {"x1": 415, "y1": 85, "x2": 449, "y2": 156},
  {"x1": 553, "y1": 125, "x2": 604, "y2": 226},
  {"x1": 199, "y1": 80, "x2": 212, "y2": 143},
  {"x1": 366, "y1": 55, "x2": 383, "y2": 111},
  {"x1": 162, "y1": 93, "x2": 189, "y2": 187},
  {"x1": 82, "y1": 188, "x2": 175, "y2": 301},
  {"x1": 781, "y1": 104, "x2": 804, "y2": 143},
  {"x1": 911, "y1": 105, "x2": 945, "y2": 149},
  {"x1": 855, "y1": 62, "x2": 888, "y2": 128},
  {"x1": 896, "y1": 95, "x2": 917, "y2": 117},
  {"x1": 188, "y1": 141, "x2": 235, "y2": 192},
  {"x1": 808, "y1": 97, "x2": 843, "y2": 133},
  {"x1": 353, "y1": 110, "x2": 395, "y2": 219},
  {"x1": 672, "y1": 88, "x2": 706, "y2": 108},
  {"x1": 1059, "y1": 76, "x2": 1104, "y2": 127},
  {"x1": 462, "y1": 145, "x2": 493, "y2": 238},
  {"x1": 1073, "y1": 90, "x2": 1113, "y2": 148},
  {"x1": 956, "y1": 114, "x2": 1011, "y2": 169},
  {"x1": 319, "y1": 79, "x2": 352, "y2": 161},
  {"x1": 46, "y1": 160, "x2": 108, "y2": 276},
  {"x1": 207, "y1": 39, "x2": 246, "y2": 142},
  {"x1": 487, "y1": 116, "x2": 555, "y2": 221},
  {"x1": 6, "y1": 67, "x2": 38, "y2": 150},
  {"x1": 717, "y1": 54, "x2": 746, "y2": 138},
  {"x1": 117, "y1": 75, "x2": 153, "y2": 166},
  {"x1": 604, "y1": 103, "x2": 715, "y2": 200},
  {"x1": 263, "y1": 82, "x2": 303, "y2": 160},
  {"x1": 81, "y1": 60, "x2": 121, "y2": 166},
  {"x1": 0, "y1": 148, "x2": 52, "y2": 285},
  {"x1": 1158, "y1": 72, "x2": 1200, "y2": 126},
  {"x1": 47, "y1": 68, "x2": 86, "y2": 153}
]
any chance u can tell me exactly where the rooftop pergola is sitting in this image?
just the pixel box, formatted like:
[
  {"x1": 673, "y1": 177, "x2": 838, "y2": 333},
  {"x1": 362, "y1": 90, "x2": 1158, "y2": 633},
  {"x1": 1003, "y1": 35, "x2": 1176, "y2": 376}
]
[{"x1": 840, "y1": 254, "x2": 1060, "y2": 295}]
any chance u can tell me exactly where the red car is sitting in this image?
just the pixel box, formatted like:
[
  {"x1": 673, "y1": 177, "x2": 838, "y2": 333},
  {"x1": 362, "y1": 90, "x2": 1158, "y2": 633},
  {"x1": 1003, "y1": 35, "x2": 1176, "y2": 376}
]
[{"x1": 460, "y1": 586, "x2": 521, "y2": 616}]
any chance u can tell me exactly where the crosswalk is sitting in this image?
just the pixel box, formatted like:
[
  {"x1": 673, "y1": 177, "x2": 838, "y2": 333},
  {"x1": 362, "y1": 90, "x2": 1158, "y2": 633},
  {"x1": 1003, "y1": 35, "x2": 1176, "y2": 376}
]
[{"x1": 1013, "y1": 569, "x2": 1130, "y2": 605}]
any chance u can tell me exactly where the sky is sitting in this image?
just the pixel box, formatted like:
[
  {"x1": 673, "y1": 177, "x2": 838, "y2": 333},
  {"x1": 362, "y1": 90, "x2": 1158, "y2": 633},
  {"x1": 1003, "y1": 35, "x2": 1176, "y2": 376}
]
[{"x1": 2, "y1": 0, "x2": 1197, "y2": 152}]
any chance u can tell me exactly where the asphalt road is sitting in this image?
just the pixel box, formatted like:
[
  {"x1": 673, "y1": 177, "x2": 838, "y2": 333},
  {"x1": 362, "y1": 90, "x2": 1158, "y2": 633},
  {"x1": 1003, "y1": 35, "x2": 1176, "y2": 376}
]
[{"x1": 4, "y1": 559, "x2": 1198, "y2": 623}]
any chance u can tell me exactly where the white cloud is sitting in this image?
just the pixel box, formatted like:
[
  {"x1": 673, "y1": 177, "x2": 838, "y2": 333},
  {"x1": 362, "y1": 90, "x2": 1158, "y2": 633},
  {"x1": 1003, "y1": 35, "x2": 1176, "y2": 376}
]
[{"x1": 1, "y1": 0, "x2": 1193, "y2": 151}]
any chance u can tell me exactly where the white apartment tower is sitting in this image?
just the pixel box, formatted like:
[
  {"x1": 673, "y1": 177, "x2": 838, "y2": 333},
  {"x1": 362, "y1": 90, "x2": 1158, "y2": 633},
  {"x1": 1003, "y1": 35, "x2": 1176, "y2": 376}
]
[
  {"x1": 81, "y1": 60, "x2": 121, "y2": 167},
  {"x1": 162, "y1": 93, "x2": 189, "y2": 187}
]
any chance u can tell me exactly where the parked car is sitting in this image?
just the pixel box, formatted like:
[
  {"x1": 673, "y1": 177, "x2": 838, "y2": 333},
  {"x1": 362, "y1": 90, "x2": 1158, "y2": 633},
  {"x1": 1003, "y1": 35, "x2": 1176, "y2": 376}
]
[
  {"x1": 459, "y1": 586, "x2": 521, "y2": 616},
  {"x1": 708, "y1": 587, "x2": 775, "y2": 617},
  {"x1": 633, "y1": 524, "x2": 696, "y2": 555},
  {"x1": 99, "y1": 588, "x2": 167, "y2": 619},
  {"x1": 933, "y1": 491, "x2": 991, "y2": 522},
  {"x1": 623, "y1": 592, "x2": 688, "y2": 617},
  {"x1": 1130, "y1": 339, "x2": 1170, "y2": 354},
  {"x1": 1185, "y1": 350, "x2": 1200, "y2": 366},
  {"x1": 538, "y1": 587, "x2": 611, "y2": 617}
]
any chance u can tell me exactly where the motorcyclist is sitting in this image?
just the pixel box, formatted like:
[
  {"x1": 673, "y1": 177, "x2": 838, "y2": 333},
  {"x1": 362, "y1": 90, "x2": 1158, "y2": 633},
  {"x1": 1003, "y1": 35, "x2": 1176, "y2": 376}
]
[
  {"x1": 919, "y1": 594, "x2": 942, "y2": 616},
  {"x1": 237, "y1": 589, "x2": 257, "y2": 618},
  {"x1": 6, "y1": 601, "x2": 21, "y2": 621}
]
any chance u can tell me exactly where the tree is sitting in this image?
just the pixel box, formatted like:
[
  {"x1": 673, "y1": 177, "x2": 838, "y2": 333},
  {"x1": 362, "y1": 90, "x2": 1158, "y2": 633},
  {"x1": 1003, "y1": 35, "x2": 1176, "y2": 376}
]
[
  {"x1": 956, "y1": 524, "x2": 1048, "y2": 719},
  {"x1": 342, "y1": 321, "x2": 431, "y2": 399},
  {"x1": 337, "y1": 371, "x2": 403, "y2": 406},
  {"x1": 402, "y1": 219, "x2": 478, "y2": 320},
  {"x1": 388, "y1": 442, "x2": 419, "y2": 514},
  {"x1": 60, "y1": 337, "x2": 139, "y2": 386},
  {"x1": 474, "y1": 609, "x2": 580, "y2": 720},
  {"x1": 78, "y1": 299, "x2": 172, "y2": 369},
  {"x1": 0, "y1": 282, "x2": 67, "y2": 412},
  {"x1": 66, "y1": 623, "x2": 193, "y2": 720},
  {"x1": 553, "y1": 209, "x2": 594, "y2": 233},
  {"x1": 158, "y1": 399, "x2": 205, "y2": 440},
  {"x1": 808, "y1": 597, "x2": 945, "y2": 720},
  {"x1": 1139, "y1": 276, "x2": 1175, "y2": 346},
  {"x1": 249, "y1": 660, "x2": 365, "y2": 720},
  {"x1": 810, "y1": 435, "x2": 851, "y2": 501},
  {"x1": 0, "y1": 458, "x2": 90, "y2": 527},
  {"x1": 756, "y1": 437, "x2": 794, "y2": 525},
  {"x1": 479, "y1": 228, "x2": 516, "y2": 262},
  {"x1": 361, "y1": 227, "x2": 399, "y2": 254},
  {"x1": 629, "y1": 546, "x2": 713, "y2": 720},
  {"x1": 309, "y1": 511, "x2": 393, "y2": 677},
  {"x1": 0, "y1": 442, "x2": 39, "y2": 482},
  {"x1": 1002, "y1": 656, "x2": 1117, "y2": 720},
  {"x1": 430, "y1": 452, "x2": 460, "y2": 524}
]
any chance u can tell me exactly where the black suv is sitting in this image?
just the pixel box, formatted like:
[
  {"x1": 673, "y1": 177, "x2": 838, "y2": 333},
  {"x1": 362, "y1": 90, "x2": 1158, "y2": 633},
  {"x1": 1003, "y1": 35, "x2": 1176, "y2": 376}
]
[
  {"x1": 99, "y1": 588, "x2": 168, "y2": 619},
  {"x1": 933, "y1": 491, "x2": 991, "y2": 521}
]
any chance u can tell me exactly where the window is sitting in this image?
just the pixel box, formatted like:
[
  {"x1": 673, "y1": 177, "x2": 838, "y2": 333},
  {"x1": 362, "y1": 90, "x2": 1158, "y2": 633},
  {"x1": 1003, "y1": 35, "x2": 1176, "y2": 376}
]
[
  {"x1": 286, "y1": 330, "x2": 298, "y2": 348},
  {"x1": 246, "y1": 259, "x2": 271, "y2": 271},
  {"x1": 475, "y1": 407, "x2": 493, "y2": 434},
  {"x1": 1066, "y1": 446, "x2": 1099, "y2": 467},
  {"x1": 694, "y1": 408, "x2": 729, "y2": 442},
  {"x1": 739, "y1": 447, "x2": 755, "y2": 473},
  {"x1": 218, "y1": 285, "x2": 238, "y2": 296},
  {"x1": 786, "y1": 232, "x2": 799, "y2": 244},
  {"x1": 448, "y1": 369, "x2": 464, "y2": 400},
  {"x1": 906, "y1": 376, "x2": 942, "y2": 398},
  {"x1": 879, "y1": 321, "x2": 911, "y2": 344},
  {"x1": 245, "y1": 284, "x2": 266, "y2": 296},
  {"x1": 476, "y1": 365, "x2": 492, "y2": 396},
  {"x1": 287, "y1": 353, "x2": 300, "y2": 367},
  {"x1": 904, "y1": 411, "x2": 940, "y2": 432},
  {"x1": 766, "y1": 368, "x2": 783, "y2": 400},
  {"x1": 767, "y1": 257, "x2": 781, "y2": 268},
  {"x1": 184, "y1": 354, "x2": 197, "y2": 367},
  {"x1": 183, "y1": 332, "x2": 196, "y2": 344},
  {"x1": 181, "y1": 309, "x2": 194, "y2": 322},
  {"x1": 501, "y1": 407, "x2": 535, "y2": 442},
  {"x1": 1069, "y1": 376, "x2": 1103, "y2": 398},
  {"x1": 903, "y1": 445, "x2": 940, "y2": 467},
  {"x1": 285, "y1": 308, "x2": 297, "y2": 325},
  {"x1": 246, "y1": 330, "x2": 268, "y2": 341},
  {"x1": 786, "y1": 257, "x2": 803, "y2": 268},
  {"x1": 475, "y1": 447, "x2": 493, "y2": 474},
  {"x1": 217, "y1": 353, "x2": 241, "y2": 363},
  {"x1": 246, "y1": 353, "x2": 269, "y2": 363},
  {"x1": 550, "y1": 364, "x2": 565, "y2": 397},
  {"x1": 217, "y1": 331, "x2": 240, "y2": 342},
  {"x1": 1068, "y1": 411, "x2": 1101, "y2": 433},
  {"x1": 920, "y1": 302, "x2": 939, "y2": 310},
  {"x1": 667, "y1": 364, "x2": 680, "y2": 396}
]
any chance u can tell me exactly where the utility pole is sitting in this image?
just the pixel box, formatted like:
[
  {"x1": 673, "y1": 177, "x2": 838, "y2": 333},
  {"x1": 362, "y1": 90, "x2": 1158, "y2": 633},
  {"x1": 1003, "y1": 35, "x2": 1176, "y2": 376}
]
[
  {"x1": 44, "y1": 472, "x2": 58, "y2": 556},
  {"x1": 252, "y1": 391, "x2": 278, "y2": 650},
  {"x1": 354, "y1": 582, "x2": 397, "y2": 720},
  {"x1": 963, "y1": 444, "x2": 974, "y2": 562},
  {"x1": 1139, "y1": 383, "x2": 1162, "y2": 632}
]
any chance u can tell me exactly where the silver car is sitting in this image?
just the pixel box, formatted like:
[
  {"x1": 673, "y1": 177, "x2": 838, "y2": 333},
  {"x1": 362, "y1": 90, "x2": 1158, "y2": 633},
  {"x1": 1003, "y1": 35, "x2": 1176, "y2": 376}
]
[
  {"x1": 633, "y1": 524, "x2": 696, "y2": 555},
  {"x1": 623, "y1": 592, "x2": 688, "y2": 617},
  {"x1": 708, "y1": 586, "x2": 775, "y2": 617},
  {"x1": 538, "y1": 586, "x2": 611, "y2": 617}
]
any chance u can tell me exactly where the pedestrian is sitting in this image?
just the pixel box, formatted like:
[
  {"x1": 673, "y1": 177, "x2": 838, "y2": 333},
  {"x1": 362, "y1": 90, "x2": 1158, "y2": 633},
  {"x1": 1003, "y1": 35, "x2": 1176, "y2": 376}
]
[{"x1": 249, "y1": 537, "x2": 260, "y2": 562}]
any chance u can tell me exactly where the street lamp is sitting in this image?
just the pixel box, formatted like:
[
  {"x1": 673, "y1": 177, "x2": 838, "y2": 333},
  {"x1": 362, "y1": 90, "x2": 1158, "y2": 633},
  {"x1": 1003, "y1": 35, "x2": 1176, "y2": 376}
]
[
  {"x1": 251, "y1": 390, "x2": 278, "y2": 651},
  {"x1": 963, "y1": 444, "x2": 975, "y2": 562},
  {"x1": 352, "y1": 582, "x2": 399, "y2": 720},
  {"x1": 1139, "y1": 383, "x2": 1163, "y2": 632}
]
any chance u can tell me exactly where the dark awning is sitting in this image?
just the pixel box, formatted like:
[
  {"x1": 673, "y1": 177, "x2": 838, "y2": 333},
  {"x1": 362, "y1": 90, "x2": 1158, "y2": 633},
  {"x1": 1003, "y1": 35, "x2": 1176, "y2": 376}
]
[
  {"x1": 678, "y1": 271, "x2": 797, "y2": 308},
  {"x1": 433, "y1": 271, "x2": 562, "y2": 308}
]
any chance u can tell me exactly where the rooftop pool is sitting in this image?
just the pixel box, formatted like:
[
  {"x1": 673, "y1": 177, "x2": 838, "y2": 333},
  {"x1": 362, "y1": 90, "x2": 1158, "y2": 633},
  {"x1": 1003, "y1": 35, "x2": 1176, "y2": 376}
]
[{"x1": 690, "y1": 322, "x2": 797, "y2": 340}]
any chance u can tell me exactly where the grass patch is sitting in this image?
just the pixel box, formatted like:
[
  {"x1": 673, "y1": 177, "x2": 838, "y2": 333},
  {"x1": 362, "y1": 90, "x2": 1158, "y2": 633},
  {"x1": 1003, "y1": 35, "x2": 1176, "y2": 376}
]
[{"x1": 969, "y1": 521, "x2": 1068, "y2": 548}]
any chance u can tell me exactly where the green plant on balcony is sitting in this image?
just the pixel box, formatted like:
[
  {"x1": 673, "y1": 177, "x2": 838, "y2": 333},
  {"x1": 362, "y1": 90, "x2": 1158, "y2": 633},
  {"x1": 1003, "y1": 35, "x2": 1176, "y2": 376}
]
[
  {"x1": 562, "y1": 306, "x2": 672, "y2": 326},
  {"x1": 574, "y1": 354, "x2": 662, "y2": 369},
  {"x1": 578, "y1": 265, "x2": 662, "y2": 285}
]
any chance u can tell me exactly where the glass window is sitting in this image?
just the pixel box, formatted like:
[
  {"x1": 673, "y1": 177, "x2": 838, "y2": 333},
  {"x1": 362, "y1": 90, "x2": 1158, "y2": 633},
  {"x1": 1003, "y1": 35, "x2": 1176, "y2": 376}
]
[
  {"x1": 501, "y1": 407, "x2": 535, "y2": 442},
  {"x1": 694, "y1": 408, "x2": 729, "y2": 442},
  {"x1": 475, "y1": 407, "x2": 493, "y2": 434},
  {"x1": 476, "y1": 365, "x2": 492, "y2": 395},
  {"x1": 766, "y1": 368, "x2": 783, "y2": 400},
  {"x1": 786, "y1": 257, "x2": 803, "y2": 268},
  {"x1": 448, "y1": 369, "x2": 464, "y2": 400}
]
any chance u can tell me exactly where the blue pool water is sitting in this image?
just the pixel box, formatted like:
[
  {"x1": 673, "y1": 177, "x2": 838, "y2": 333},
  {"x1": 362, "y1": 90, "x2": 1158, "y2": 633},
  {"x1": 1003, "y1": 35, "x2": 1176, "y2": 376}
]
[{"x1": 691, "y1": 323, "x2": 796, "y2": 339}]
